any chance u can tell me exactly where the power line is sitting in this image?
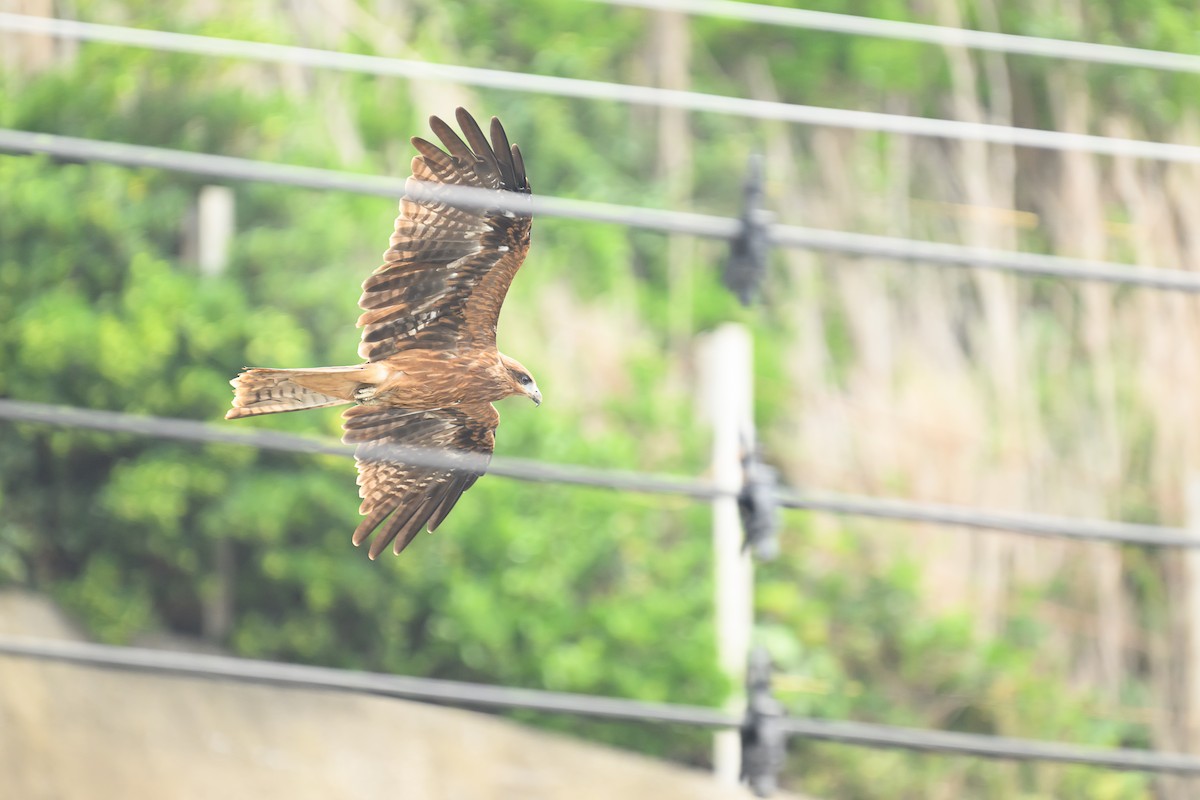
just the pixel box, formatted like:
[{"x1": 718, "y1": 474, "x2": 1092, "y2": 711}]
[
  {"x1": 593, "y1": 0, "x2": 1200, "y2": 75},
  {"x1": 4, "y1": 635, "x2": 1200, "y2": 774},
  {"x1": 0, "y1": 636, "x2": 736, "y2": 728},
  {"x1": 3, "y1": 13, "x2": 1200, "y2": 164},
  {"x1": 5, "y1": 128, "x2": 1200, "y2": 293},
  {"x1": 770, "y1": 226, "x2": 1200, "y2": 293},
  {"x1": 777, "y1": 488, "x2": 1192, "y2": 547},
  {"x1": 0, "y1": 398, "x2": 1192, "y2": 548},
  {"x1": 0, "y1": 129, "x2": 739, "y2": 239},
  {"x1": 0, "y1": 399, "x2": 721, "y2": 501},
  {"x1": 0, "y1": 128, "x2": 408, "y2": 196},
  {"x1": 777, "y1": 717, "x2": 1200, "y2": 774}
]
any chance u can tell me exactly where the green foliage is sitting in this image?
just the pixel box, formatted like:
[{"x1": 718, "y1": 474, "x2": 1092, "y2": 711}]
[
  {"x1": 0, "y1": 29, "x2": 726, "y2": 763},
  {"x1": 759, "y1": 525, "x2": 1152, "y2": 798},
  {"x1": 3, "y1": 1, "x2": 1195, "y2": 795}
]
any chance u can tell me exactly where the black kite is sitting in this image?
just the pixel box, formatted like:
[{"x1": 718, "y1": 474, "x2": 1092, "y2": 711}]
[{"x1": 226, "y1": 108, "x2": 540, "y2": 558}]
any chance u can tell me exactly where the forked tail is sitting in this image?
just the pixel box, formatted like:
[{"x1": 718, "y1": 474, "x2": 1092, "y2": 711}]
[{"x1": 226, "y1": 365, "x2": 367, "y2": 419}]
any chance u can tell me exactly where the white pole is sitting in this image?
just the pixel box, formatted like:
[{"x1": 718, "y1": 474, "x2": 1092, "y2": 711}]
[
  {"x1": 1186, "y1": 475, "x2": 1200, "y2": 752},
  {"x1": 196, "y1": 184, "x2": 235, "y2": 277},
  {"x1": 703, "y1": 323, "x2": 754, "y2": 786},
  {"x1": 195, "y1": 184, "x2": 235, "y2": 640}
]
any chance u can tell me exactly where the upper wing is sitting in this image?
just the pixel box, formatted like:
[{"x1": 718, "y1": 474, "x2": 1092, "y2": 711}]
[
  {"x1": 343, "y1": 402, "x2": 499, "y2": 559},
  {"x1": 358, "y1": 107, "x2": 532, "y2": 361}
]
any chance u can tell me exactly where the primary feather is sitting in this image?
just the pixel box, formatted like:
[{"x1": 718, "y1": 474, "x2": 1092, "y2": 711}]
[{"x1": 358, "y1": 107, "x2": 532, "y2": 361}]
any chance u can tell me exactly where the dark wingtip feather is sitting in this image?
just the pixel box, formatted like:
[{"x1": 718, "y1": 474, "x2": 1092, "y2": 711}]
[
  {"x1": 510, "y1": 144, "x2": 527, "y2": 190},
  {"x1": 454, "y1": 107, "x2": 481, "y2": 141},
  {"x1": 489, "y1": 116, "x2": 518, "y2": 189},
  {"x1": 426, "y1": 476, "x2": 468, "y2": 532},
  {"x1": 411, "y1": 136, "x2": 448, "y2": 163},
  {"x1": 391, "y1": 509, "x2": 431, "y2": 556},
  {"x1": 455, "y1": 107, "x2": 502, "y2": 179},
  {"x1": 368, "y1": 538, "x2": 387, "y2": 560},
  {"x1": 368, "y1": 497, "x2": 434, "y2": 559},
  {"x1": 353, "y1": 504, "x2": 392, "y2": 547},
  {"x1": 429, "y1": 115, "x2": 474, "y2": 164}
]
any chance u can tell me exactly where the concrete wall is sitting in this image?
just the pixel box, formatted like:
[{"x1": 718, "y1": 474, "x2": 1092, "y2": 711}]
[{"x1": 0, "y1": 591, "x2": 804, "y2": 800}]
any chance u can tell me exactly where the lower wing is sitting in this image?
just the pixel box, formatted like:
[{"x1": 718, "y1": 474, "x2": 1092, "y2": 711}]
[{"x1": 342, "y1": 402, "x2": 499, "y2": 559}]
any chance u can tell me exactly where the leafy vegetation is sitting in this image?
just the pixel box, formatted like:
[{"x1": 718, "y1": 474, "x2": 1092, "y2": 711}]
[{"x1": 4, "y1": 0, "x2": 1200, "y2": 796}]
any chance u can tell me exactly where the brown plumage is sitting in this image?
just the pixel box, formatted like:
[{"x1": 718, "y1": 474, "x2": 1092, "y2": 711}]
[{"x1": 226, "y1": 108, "x2": 541, "y2": 559}]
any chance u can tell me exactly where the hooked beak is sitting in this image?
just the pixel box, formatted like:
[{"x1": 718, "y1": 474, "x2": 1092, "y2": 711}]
[{"x1": 530, "y1": 388, "x2": 542, "y2": 407}]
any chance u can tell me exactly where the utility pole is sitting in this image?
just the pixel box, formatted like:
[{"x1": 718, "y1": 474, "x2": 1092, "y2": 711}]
[
  {"x1": 189, "y1": 184, "x2": 236, "y2": 642},
  {"x1": 702, "y1": 323, "x2": 755, "y2": 786},
  {"x1": 195, "y1": 184, "x2": 235, "y2": 278},
  {"x1": 1180, "y1": 474, "x2": 1200, "y2": 800}
]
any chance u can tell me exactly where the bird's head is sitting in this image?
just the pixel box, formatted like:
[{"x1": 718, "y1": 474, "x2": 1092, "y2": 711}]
[{"x1": 500, "y1": 353, "x2": 541, "y2": 406}]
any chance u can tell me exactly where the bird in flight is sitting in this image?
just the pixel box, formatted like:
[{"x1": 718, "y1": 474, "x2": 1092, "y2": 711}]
[{"x1": 226, "y1": 108, "x2": 540, "y2": 558}]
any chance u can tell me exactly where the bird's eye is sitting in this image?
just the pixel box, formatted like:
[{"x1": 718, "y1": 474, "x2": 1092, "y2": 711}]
[{"x1": 520, "y1": 374, "x2": 532, "y2": 386}]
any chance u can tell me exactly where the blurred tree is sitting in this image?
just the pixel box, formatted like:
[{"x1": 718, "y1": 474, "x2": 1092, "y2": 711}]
[{"x1": 5, "y1": 0, "x2": 1200, "y2": 795}]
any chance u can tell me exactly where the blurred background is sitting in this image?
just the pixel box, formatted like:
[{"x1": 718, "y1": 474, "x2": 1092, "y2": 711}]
[{"x1": 2, "y1": 0, "x2": 1200, "y2": 797}]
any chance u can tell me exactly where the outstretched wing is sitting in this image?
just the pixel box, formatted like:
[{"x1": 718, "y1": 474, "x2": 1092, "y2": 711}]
[
  {"x1": 343, "y1": 402, "x2": 498, "y2": 559},
  {"x1": 358, "y1": 107, "x2": 532, "y2": 362}
]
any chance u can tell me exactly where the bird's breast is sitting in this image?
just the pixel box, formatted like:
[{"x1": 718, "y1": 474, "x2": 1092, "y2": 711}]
[{"x1": 370, "y1": 351, "x2": 509, "y2": 408}]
